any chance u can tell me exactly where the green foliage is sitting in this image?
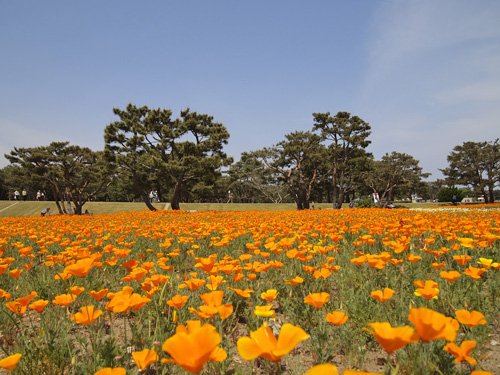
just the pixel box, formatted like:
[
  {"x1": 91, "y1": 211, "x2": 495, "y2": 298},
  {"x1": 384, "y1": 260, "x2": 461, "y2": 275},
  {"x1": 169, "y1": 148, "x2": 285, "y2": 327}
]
[
  {"x1": 355, "y1": 198, "x2": 373, "y2": 208},
  {"x1": 313, "y1": 111, "x2": 372, "y2": 209},
  {"x1": 441, "y1": 139, "x2": 500, "y2": 203},
  {"x1": 104, "y1": 104, "x2": 232, "y2": 211},
  {"x1": 4, "y1": 142, "x2": 113, "y2": 214},
  {"x1": 437, "y1": 187, "x2": 464, "y2": 202}
]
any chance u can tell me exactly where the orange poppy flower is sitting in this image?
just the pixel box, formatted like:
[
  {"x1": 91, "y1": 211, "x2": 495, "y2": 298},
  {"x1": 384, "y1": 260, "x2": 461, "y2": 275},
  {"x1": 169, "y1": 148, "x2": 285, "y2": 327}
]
[
  {"x1": 162, "y1": 320, "x2": 225, "y2": 374},
  {"x1": 457, "y1": 237, "x2": 475, "y2": 248},
  {"x1": 128, "y1": 293, "x2": 151, "y2": 311},
  {"x1": 444, "y1": 340, "x2": 477, "y2": 365},
  {"x1": 414, "y1": 280, "x2": 440, "y2": 300},
  {"x1": 228, "y1": 287, "x2": 254, "y2": 298},
  {"x1": 179, "y1": 278, "x2": 206, "y2": 291},
  {"x1": 254, "y1": 305, "x2": 275, "y2": 318},
  {"x1": 194, "y1": 255, "x2": 217, "y2": 273},
  {"x1": 167, "y1": 294, "x2": 189, "y2": 309},
  {"x1": 477, "y1": 258, "x2": 499, "y2": 269},
  {"x1": 0, "y1": 289, "x2": 12, "y2": 301},
  {"x1": 205, "y1": 275, "x2": 225, "y2": 291},
  {"x1": 455, "y1": 310, "x2": 487, "y2": 327},
  {"x1": 406, "y1": 254, "x2": 421, "y2": 263},
  {"x1": 303, "y1": 364, "x2": 339, "y2": 374},
  {"x1": 431, "y1": 263, "x2": 446, "y2": 270},
  {"x1": 52, "y1": 293, "x2": 75, "y2": 307},
  {"x1": 237, "y1": 321, "x2": 310, "y2": 362},
  {"x1": 0, "y1": 353, "x2": 22, "y2": 371},
  {"x1": 71, "y1": 305, "x2": 103, "y2": 325},
  {"x1": 365, "y1": 322, "x2": 419, "y2": 353},
  {"x1": 0, "y1": 264, "x2": 9, "y2": 275},
  {"x1": 70, "y1": 286, "x2": 85, "y2": 296},
  {"x1": 6, "y1": 291, "x2": 38, "y2": 315},
  {"x1": 132, "y1": 348, "x2": 158, "y2": 370},
  {"x1": 453, "y1": 255, "x2": 472, "y2": 266},
  {"x1": 64, "y1": 257, "x2": 95, "y2": 277},
  {"x1": 88, "y1": 289, "x2": 109, "y2": 301},
  {"x1": 304, "y1": 292, "x2": 330, "y2": 308},
  {"x1": 120, "y1": 259, "x2": 140, "y2": 271},
  {"x1": 28, "y1": 299, "x2": 49, "y2": 313},
  {"x1": 370, "y1": 288, "x2": 395, "y2": 303},
  {"x1": 463, "y1": 266, "x2": 486, "y2": 279},
  {"x1": 408, "y1": 307, "x2": 458, "y2": 342},
  {"x1": 326, "y1": 311, "x2": 349, "y2": 326},
  {"x1": 94, "y1": 367, "x2": 126, "y2": 375},
  {"x1": 439, "y1": 270, "x2": 461, "y2": 283},
  {"x1": 261, "y1": 289, "x2": 279, "y2": 302},
  {"x1": 284, "y1": 276, "x2": 304, "y2": 285},
  {"x1": 199, "y1": 291, "x2": 233, "y2": 319},
  {"x1": 8, "y1": 269, "x2": 23, "y2": 279}
]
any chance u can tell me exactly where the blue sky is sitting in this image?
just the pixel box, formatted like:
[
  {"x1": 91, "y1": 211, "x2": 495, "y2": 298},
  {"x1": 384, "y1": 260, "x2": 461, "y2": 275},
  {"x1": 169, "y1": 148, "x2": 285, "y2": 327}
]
[{"x1": 1, "y1": 1, "x2": 499, "y2": 180}]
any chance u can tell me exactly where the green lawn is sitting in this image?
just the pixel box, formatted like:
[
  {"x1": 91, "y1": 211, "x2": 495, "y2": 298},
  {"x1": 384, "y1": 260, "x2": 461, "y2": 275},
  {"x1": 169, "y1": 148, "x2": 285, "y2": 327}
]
[{"x1": 0, "y1": 200, "x2": 451, "y2": 218}]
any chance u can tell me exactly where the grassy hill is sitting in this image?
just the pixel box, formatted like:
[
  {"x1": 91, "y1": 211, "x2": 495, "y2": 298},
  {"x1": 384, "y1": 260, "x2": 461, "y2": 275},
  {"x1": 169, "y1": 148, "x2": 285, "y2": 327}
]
[{"x1": 0, "y1": 200, "x2": 448, "y2": 218}]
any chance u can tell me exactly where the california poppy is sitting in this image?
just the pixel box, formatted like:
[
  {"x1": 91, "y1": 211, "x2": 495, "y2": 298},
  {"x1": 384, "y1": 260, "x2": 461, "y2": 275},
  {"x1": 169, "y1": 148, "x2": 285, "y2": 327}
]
[
  {"x1": 94, "y1": 367, "x2": 126, "y2": 375},
  {"x1": 198, "y1": 291, "x2": 233, "y2": 319},
  {"x1": 408, "y1": 307, "x2": 458, "y2": 342},
  {"x1": 303, "y1": 364, "x2": 339, "y2": 374},
  {"x1": 455, "y1": 310, "x2": 487, "y2": 327},
  {"x1": 284, "y1": 276, "x2": 304, "y2": 285},
  {"x1": 365, "y1": 322, "x2": 419, "y2": 353},
  {"x1": 228, "y1": 287, "x2": 254, "y2": 298},
  {"x1": 254, "y1": 305, "x2": 276, "y2": 318},
  {"x1": 237, "y1": 321, "x2": 310, "y2": 362},
  {"x1": 52, "y1": 293, "x2": 75, "y2": 307},
  {"x1": 304, "y1": 292, "x2": 330, "y2": 308},
  {"x1": 28, "y1": 299, "x2": 49, "y2": 313},
  {"x1": 261, "y1": 289, "x2": 279, "y2": 302},
  {"x1": 71, "y1": 305, "x2": 103, "y2": 325},
  {"x1": 64, "y1": 257, "x2": 95, "y2": 277},
  {"x1": 370, "y1": 288, "x2": 395, "y2": 303},
  {"x1": 167, "y1": 294, "x2": 189, "y2": 309},
  {"x1": 326, "y1": 311, "x2": 349, "y2": 326},
  {"x1": 162, "y1": 320, "x2": 225, "y2": 374},
  {"x1": 439, "y1": 270, "x2": 461, "y2": 283},
  {"x1": 444, "y1": 340, "x2": 477, "y2": 365},
  {"x1": 0, "y1": 353, "x2": 22, "y2": 371},
  {"x1": 132, "y1": 348, "x2": 158, "y2": 370}
]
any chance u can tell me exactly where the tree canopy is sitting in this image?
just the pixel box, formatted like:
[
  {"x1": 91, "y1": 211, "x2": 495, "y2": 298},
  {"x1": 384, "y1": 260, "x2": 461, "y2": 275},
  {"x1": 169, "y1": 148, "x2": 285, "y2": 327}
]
[{"x1": 104, "y1": 104, "x2": 232, "y2": 210}]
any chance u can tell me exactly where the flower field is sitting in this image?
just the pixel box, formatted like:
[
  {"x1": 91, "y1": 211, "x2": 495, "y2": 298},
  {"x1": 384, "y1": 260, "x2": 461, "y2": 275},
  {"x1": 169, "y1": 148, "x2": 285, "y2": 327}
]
[{"x1": 0, "y1": 206, "x2": 499, "y2": 374}]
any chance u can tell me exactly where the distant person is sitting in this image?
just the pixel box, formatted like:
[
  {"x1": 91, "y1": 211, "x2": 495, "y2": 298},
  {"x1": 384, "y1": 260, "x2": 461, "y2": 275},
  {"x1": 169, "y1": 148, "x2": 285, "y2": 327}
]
[
  {"x1": 36, "y1": 190, "x2": 42, "y2": 200},
  {"x1": 41, "y1": 207, "x2": 50, "y2": 216},
  {"x1": 14, "y1": 190, "x2": 20, "y2": 200},
  {"x1": 452, "y1": 194, "x2": 457, "y2": 205},
  {"x1": 349, "y1": 201, "x2": 355, "y2": 208},
  {"x1": 149, "y1": 191, "x2": 154, "y2": 203},
  {"x1": 227, "y1": 190, "x2": 234, "y2": 203},
  {"x1": 84, "y1": 209, "x2": 92, "y2": 215},
  {"x1": 22, "y1": 189, "x2": 28, "y2": 201}
]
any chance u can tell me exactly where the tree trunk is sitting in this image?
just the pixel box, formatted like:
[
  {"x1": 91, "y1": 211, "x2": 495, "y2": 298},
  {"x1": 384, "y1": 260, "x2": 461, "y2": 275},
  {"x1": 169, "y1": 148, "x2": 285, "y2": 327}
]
[
  {"x1": 488, "y1": 185, "x2": 495, "y2": 203},
  {"x1": 142, "y1": 191, "x2": 157, "y2": 211},
  {"x1": 171, "y1": 175, "x2": 184, "y2": 210},
  {"x1": 332, "y1": 167, "x2": 338, "y2": 209}
]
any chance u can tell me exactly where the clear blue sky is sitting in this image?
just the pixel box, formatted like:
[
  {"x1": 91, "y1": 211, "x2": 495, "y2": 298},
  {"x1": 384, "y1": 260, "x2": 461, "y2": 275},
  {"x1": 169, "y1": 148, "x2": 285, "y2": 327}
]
[{"x1": 1, "y1": 1, "x2": 499, "y2": 180}]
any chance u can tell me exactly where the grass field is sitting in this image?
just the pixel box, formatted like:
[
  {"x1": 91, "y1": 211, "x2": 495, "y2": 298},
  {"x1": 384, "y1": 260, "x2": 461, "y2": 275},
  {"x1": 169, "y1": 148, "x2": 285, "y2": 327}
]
[{"x1": 0, "y1": 200, "x2": 450, "y2": 217}]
